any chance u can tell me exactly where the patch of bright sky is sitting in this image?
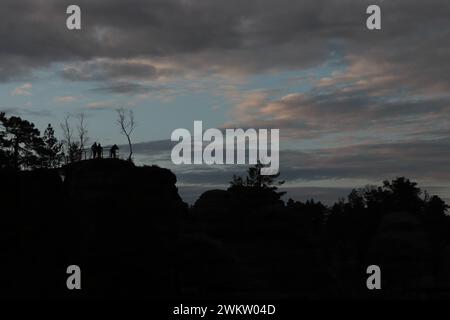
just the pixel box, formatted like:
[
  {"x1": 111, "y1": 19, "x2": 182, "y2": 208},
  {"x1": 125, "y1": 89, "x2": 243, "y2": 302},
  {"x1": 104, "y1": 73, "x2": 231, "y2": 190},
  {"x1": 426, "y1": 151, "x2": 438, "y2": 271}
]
[{"x1": 0, "y1": 54, "x2": 347, "y2": 148}]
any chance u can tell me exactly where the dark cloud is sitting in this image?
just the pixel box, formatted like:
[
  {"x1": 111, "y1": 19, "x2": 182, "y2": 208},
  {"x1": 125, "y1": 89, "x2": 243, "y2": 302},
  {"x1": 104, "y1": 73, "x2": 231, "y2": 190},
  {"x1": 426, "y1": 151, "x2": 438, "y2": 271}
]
[
  {"x1": 1, "y1": 0, "x2": 449, "y2": 89},
  {"x1": 131, "y1": 139, "x2": 174, "y2": 153},
  {"x1": 89, "y1": 82, "x2": 166, "y2": 95},
  {"x1": 0, "y1": 107, "x2": 53, "y2": 118},
  {"x1": 130, "y1": 137, "x2": 450, "y2": 204},
  {"x1": 177, "y1": 185, "x2": 353, "y2": 206},
  {"x1": 129, "y1": 137, "x2": 450, "y2": 185},
  {"x1": 279, "y1": 138, "x2": 450, "y2": 183},
  {"x1": 60, "y1": 60, "x2": 159, "y2": 81},
  {"x1": 229, "y1": 86, "x2": 450, "y2": 139}
]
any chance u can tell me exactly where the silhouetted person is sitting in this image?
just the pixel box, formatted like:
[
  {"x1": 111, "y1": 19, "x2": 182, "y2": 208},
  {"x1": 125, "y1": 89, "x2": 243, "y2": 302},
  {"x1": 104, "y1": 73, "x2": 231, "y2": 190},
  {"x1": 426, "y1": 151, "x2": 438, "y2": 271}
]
[
  {"x1": 91, "y1": 142, "x2": 98, "y2": 159},
  {"x1": 98, "y1": 143, "x2": 103, "y2": 158},
  {"x1": 110, "y1": 144, "x2": 119, "y2": 159}
]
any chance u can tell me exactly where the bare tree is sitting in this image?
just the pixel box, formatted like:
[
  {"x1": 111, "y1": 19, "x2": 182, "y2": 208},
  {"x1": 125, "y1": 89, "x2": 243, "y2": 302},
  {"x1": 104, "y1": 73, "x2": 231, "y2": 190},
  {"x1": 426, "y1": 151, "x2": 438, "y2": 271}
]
[
  {"x1": 61, "y1": 116, "x2": 73, "y2": 145},
  {"x1": 116, "y1": 107, "x2": 136, "y2": 161},
  {"x1": 77, "y1": 113, "x2": 89, "y2": 150},
  {"x1": 60, "y1": 113, "x2": 89, "y2": 162},
  {"x1": 60, "y1": 115, "x2": 74, "y2": 156}
]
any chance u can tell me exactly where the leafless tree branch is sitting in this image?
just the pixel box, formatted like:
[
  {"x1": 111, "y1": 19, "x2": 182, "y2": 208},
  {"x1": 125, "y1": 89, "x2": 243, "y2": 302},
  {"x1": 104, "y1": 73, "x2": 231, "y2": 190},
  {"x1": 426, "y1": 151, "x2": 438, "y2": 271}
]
[
  {"x1": 116, "y1": 107, "x2": 136, "y2": 161},
  {"x1": 77, "y1": 113, "x2": 89, "y2": 150}
]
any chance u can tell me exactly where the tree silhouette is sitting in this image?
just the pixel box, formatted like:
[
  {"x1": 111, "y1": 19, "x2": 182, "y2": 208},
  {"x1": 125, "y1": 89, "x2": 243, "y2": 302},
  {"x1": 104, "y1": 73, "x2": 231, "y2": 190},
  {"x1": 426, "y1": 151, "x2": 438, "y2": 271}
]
[
  {"x1": 426, "y1": 195, "x2": 449, "y2": 217},
  {"x1": 60, "y1": 114, "x2": 89, "y2": 163},
  {"x1": 76, "y1": 113, "x2": 89, "y2": 152},
  {"x1": 40, "y1": 124, "x2": 63, "y2": 168},
  {"x1": 0, "y1": 119, "x2": 11, "y2": 169},
  {"x1": 361, "y1": 177, "x2": 425, "y2": 214},
  {"x1": 230, "y1": 162, "x2": 284, "y2": 190},
  {"x1": 116, "y1": 107, "x2": 136, "y2": 161},
  {"x1": 229, "y1": 162, "x2": 286, "y2": 202},
  {"x1": 0, "y1": 112, "x2": 44, "y2": 170}
]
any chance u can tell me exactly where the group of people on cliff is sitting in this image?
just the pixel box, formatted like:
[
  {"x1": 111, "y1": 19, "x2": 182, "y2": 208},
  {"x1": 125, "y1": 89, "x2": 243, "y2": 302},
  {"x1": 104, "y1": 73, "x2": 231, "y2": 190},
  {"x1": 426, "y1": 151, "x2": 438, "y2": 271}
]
[{"x1": 91, "y1": 142, "x2": 119, "y2": 159}]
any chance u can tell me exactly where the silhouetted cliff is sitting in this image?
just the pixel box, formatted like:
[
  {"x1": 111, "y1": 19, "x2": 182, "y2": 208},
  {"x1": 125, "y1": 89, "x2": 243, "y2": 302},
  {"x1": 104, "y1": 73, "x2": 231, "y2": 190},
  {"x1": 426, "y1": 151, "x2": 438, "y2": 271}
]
[{"x1": 0, "y1": 159, "x2": 186, "y2": 299}]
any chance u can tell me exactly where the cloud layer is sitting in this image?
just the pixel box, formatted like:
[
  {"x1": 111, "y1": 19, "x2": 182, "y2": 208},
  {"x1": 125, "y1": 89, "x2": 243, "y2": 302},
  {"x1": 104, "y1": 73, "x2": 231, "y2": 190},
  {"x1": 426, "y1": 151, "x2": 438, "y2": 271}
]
[
  {"x1": 1, "y1": 0, "x2": 449, "y2": 85},
  {"x1": 129, "y1": 138, "x2": 450, "y2": 203}
]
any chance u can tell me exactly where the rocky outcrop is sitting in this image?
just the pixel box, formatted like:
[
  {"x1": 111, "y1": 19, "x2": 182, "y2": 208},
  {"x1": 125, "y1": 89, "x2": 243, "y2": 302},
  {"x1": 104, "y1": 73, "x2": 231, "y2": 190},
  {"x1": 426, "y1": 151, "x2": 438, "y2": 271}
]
[{"x1": 0, "y1": 159, "x2": 186, "y2": 299}]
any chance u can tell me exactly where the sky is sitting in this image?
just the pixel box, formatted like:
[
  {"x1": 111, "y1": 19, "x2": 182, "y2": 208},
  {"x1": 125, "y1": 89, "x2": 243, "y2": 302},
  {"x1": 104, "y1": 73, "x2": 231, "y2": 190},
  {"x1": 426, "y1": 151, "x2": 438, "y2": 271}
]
[{"x1": 1, "y1": 0, "x2": 449, "y2": 204}]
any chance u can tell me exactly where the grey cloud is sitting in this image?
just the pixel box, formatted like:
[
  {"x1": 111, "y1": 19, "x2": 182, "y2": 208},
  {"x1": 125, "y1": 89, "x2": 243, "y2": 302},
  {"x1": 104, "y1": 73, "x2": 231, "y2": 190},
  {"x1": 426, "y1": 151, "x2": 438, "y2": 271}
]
[
  {"x1": 128, "y1": 137, "x2": 450, "y2": 186},
  {"x1": 177, "y1": 185, "x2": 353, "y2": 206},
  {"x1": 129, "y1": 137, "x2": 450, "y2": 203},
  {"x1": 279, "y1": 138, "x2": 450, "y2": 183},
  {"x1": 229, "y1": 86, "x2": 450, "y2": 140},
  {"x1": 90, "y1": 82, "x2": 166, "y2": 95},
  {"x1": 60, "y1": 60, "x2": 159, "y2": 82},
  {"x1": 131, "y1": 139, "x2": 175, "y2": 154},
  {"x1": 0, "y1": 106, "x2": 53, "y2": 118},
  {"x1": 1, "y1": 0, "x2": 449, "y2": 90}
]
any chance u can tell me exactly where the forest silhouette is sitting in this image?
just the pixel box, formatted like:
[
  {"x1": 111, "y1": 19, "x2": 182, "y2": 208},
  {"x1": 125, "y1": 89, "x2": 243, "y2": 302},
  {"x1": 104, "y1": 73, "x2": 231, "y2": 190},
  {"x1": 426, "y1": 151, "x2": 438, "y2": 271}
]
[{"x1": 1, "y1": 112, "x2": 450, "y2": 299}]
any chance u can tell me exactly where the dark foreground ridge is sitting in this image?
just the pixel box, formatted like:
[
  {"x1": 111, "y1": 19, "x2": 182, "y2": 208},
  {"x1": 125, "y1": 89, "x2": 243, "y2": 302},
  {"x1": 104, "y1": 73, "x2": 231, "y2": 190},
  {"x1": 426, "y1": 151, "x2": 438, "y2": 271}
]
[{"x1": 1, "y1": 159, "x2": 450, "y2": 299}]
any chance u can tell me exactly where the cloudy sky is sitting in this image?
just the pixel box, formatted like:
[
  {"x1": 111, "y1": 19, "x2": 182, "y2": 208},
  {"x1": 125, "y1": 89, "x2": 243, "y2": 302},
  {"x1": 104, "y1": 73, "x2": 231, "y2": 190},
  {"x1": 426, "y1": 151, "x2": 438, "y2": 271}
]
[{"x1": 1, "y1": 0, "x2": 449, "y2": 204}]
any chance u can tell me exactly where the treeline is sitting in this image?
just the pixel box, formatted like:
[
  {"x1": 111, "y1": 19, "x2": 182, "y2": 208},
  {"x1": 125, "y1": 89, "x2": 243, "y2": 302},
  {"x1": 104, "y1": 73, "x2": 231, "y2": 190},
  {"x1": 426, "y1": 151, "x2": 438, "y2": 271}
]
[
  {"x1": 0, "y1": 112, "x2": 91, "y2": 169},
  {"x1": 0, "y1": 113, "x2": 64, "y2": 170},
  {"x1": 185, "y1": 164, "x2": 450, "y2": 298},
  {"x1": 0, "y1": 110, "x2": 135, "y2": 170}
]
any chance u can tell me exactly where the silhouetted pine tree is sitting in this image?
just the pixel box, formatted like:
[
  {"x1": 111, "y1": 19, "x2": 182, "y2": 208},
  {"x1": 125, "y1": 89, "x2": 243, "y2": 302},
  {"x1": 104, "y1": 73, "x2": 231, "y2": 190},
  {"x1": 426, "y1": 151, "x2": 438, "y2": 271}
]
[
  {"x1": 0, "y1": 112, "x2": 44, "y2": 170},
  {"x1": 40, "y1": 124, "x2": 63, "y2": 168}
]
